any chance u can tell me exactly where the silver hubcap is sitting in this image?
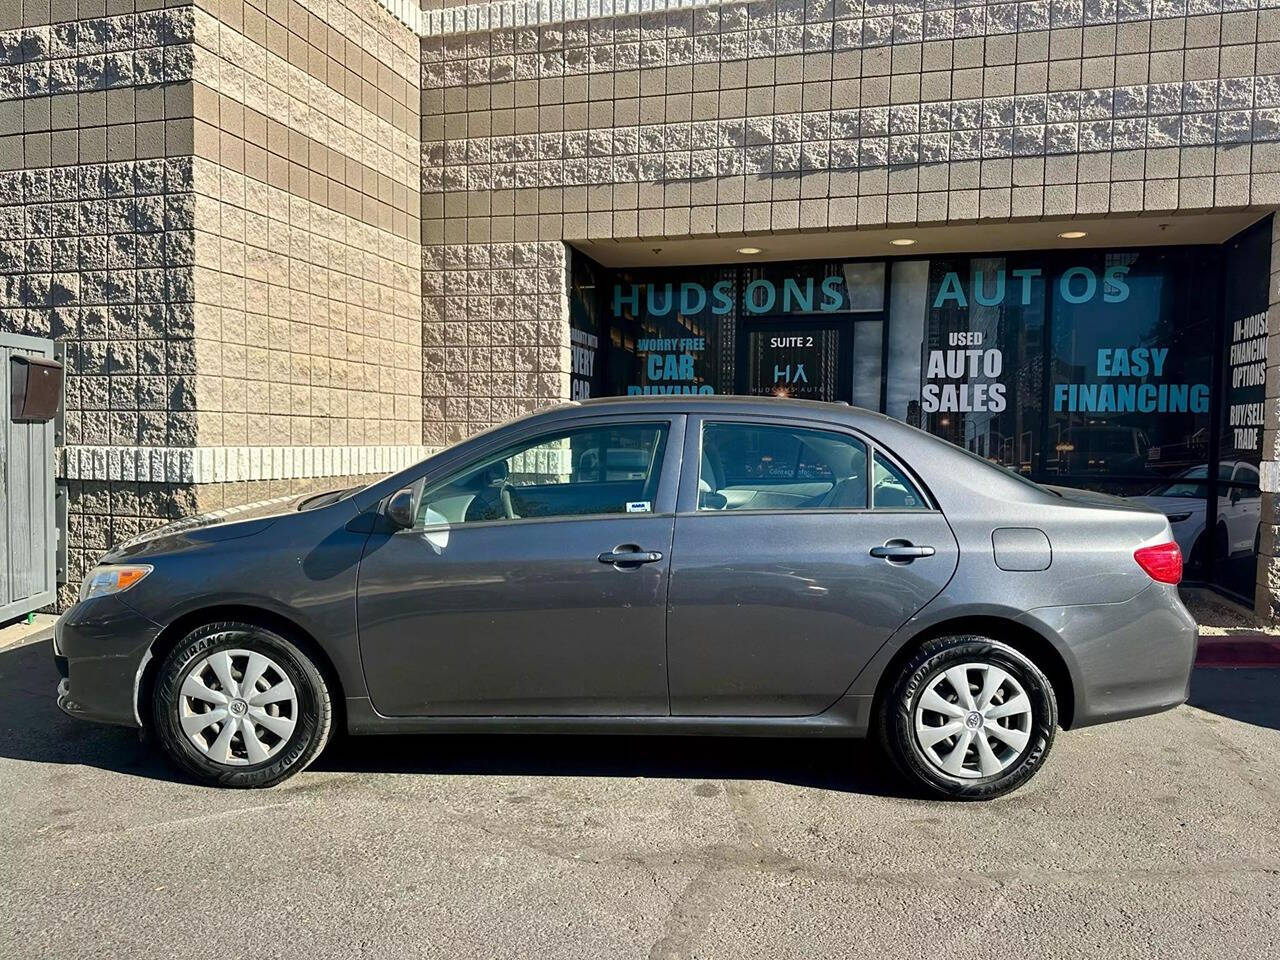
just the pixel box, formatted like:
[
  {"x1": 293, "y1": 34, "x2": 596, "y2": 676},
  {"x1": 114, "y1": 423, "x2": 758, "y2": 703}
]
[
  {"x1": 178, "y1": 649, "x2": 298, "y2": 766},
  {"x1": 914, "y1": 662, "x2": 1033, "y2": 779}
]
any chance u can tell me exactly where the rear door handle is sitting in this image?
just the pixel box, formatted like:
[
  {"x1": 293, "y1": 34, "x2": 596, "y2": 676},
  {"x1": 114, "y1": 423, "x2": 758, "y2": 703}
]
[
  {"x1": 870, "y1": 543, "x2": 935, "y2": 561},
  {"x1": 598, "y1": 548, "x2": 664, "y2": 565}
]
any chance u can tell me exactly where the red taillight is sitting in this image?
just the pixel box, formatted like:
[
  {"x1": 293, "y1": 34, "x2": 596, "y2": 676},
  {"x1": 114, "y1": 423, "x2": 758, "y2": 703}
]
[{"x1": 1134, "y1": 541, "x2": 1183, "y2": 584}]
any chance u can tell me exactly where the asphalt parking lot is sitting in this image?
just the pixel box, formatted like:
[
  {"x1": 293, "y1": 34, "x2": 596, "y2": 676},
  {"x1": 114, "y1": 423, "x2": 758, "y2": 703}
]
[{"x1": 3, "y1": 630, "x2": 1279, "y2": 959}]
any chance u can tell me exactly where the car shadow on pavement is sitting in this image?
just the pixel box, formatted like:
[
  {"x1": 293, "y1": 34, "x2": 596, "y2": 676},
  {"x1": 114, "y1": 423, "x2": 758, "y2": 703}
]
[
  {"x1": 0, "y1": 635, "x2": 186, "y2": 784},
  {"x1": 312, "y1": 732, "x2": 910, "y2": 797},
  {"x1": 1188, "y1": 667, "x2": 1280, "y2": 731},
  {"x1": 0, "y1": 635, "x2": 910, "y2": 797}
]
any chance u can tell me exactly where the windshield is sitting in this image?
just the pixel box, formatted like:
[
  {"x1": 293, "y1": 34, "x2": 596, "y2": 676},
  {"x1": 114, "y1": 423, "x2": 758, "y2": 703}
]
[
  {"x1": 1144, "y1": 464, "x2": 1223, "y2": 499},
  {"x1": 1070, "y1": 428, "x2": 1143, "y2": 454}
]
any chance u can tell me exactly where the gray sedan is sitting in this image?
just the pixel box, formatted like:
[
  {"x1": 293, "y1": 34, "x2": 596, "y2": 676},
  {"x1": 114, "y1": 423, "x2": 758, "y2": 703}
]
[{"x1": 55, "y1": 396, "x2": 1197, "y2": 799}]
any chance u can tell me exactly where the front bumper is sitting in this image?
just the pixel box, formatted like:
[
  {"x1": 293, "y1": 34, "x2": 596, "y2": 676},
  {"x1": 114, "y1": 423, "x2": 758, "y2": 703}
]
[
  {"x1": 53, "y1": 594, "x2": 163, "y2": 728},
  {"x1": 55, "y1": 676, "x2": 84, "y2": 720}
]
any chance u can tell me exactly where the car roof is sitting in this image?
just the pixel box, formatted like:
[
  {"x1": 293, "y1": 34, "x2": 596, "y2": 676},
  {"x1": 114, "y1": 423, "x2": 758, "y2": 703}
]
[
  {"x1": 560, "y1": 394, "x2": 933, "y2": 435},
  {"x1": 569, "y1": 394, "x2": 868, "y2": 420},
  {"x1": 576, "y1": 394, "x2": 839, "y2": 410},
  {"x1": 356, "y1": 393, "x2": 1065, "y2": 513}
]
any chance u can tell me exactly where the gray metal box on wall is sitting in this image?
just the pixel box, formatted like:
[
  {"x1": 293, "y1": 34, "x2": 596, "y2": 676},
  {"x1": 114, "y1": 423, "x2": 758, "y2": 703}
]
[{"x1": 1, "y1": 333, "x2": 60, "y2": 622}]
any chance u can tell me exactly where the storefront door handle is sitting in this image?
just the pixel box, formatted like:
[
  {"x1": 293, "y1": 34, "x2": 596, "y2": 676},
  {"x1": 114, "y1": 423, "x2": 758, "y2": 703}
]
[{"x1": 870, "y1": 543, "x2": 935, "y2": 561}]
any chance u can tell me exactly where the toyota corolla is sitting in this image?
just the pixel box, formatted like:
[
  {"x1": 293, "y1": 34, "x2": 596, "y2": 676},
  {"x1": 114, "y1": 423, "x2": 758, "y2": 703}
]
[{"x1": 55, "y1": 396, "x2": 1197, "y2": 799}]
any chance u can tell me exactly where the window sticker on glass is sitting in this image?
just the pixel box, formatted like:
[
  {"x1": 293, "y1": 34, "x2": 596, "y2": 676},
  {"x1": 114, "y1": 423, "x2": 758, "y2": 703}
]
[{"x1": 626, "y1": 501, "x2": 652, "y2": 513}]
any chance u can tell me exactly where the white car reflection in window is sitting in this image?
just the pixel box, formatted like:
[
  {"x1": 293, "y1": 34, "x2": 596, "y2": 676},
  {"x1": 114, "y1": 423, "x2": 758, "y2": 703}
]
[{"x1": 1129, "y1": 461, "x2": 1261, "y2": 564}]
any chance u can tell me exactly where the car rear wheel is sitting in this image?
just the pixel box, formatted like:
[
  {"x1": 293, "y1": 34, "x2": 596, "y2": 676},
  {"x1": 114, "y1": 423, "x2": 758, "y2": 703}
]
[
  {"x1": 152, "y1": 621, "x2": 332, "y2": 788},
  {"x1": 877, "y1": 635, "x2": 1057, "y2": 801}
]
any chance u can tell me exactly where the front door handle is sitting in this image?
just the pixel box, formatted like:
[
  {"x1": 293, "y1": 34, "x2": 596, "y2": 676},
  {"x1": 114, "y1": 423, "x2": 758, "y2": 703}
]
[
  {"x1": 598, "y1": 547, "x2": 664, "y2": 566},
  {"x1": 870, "y1": 542, "x2": 935, "y2": 561}
]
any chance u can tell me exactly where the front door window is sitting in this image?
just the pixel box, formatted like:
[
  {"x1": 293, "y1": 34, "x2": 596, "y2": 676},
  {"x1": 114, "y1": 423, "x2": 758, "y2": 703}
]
[{"x1": 414, "y1": 423, "x2": 669, "y2": 526}]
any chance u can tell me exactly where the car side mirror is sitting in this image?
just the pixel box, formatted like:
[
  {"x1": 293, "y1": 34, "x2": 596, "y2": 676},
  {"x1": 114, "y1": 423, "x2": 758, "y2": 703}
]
[
  {"x1": 1229, "y1": 486, "x2": 1242, "y2": 505},
  {"x1": 386, "y1": 488, "x2": 416, "y2": 529}
]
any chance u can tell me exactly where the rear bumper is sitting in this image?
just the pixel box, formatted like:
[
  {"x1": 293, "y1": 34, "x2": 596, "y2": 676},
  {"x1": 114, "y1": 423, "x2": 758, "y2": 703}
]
[
  {"x1": 53, "y1": 595, "x2": 162, "y2": 728},
  {"x1": 1026, "y1": 582, "x2": 1198, "y2": 729}
]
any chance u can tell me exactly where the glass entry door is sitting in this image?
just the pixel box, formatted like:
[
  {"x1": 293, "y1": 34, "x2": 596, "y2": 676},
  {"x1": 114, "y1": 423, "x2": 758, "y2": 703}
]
[{"x1": 737, "y1": 319, "x2": 852, "y2": 402}]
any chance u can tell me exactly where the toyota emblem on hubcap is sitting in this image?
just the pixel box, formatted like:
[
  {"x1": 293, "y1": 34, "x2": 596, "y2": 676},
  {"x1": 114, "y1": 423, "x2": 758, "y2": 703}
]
[
  {"x1": 228, "y1": 699, "x2": 248, "y2": 717},
  {"x1": 965, "y1": 711, "x2": 983, "y2": 729}
]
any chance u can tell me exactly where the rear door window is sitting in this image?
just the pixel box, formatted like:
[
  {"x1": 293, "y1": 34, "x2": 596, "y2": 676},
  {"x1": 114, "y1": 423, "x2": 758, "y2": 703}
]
[{"x1": 698, "y1": 423, "x2": 868, "y2": 511}]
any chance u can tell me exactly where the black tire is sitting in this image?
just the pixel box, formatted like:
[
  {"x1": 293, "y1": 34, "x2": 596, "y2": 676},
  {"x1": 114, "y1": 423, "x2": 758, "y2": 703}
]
[
  {"x1": 152, "y1": 621, "x2": 332, "y2": 788},
  {"x1": 877, "y1": 635, "x2": 1057, "y2": 801}
]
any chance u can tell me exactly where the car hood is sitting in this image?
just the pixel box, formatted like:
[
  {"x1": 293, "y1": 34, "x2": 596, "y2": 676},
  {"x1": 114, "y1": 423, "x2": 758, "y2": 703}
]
[
  {"x1": 1127, "y1": 495, "x2": 1207, "y2": 518},
  {"x1": 99, "y1": 493, "x2": 313, "y2": 563}
]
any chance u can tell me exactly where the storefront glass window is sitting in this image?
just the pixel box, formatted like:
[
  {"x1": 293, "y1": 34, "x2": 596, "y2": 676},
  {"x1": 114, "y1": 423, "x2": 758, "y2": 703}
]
[
  {"x1": 571, "y1": 215, "x2": 1272, "y2": 599},
  {"x1": 604, "y1": 266, "x2": 734, "y2": 397},
  {"x1": 1213, "y1": 219, "x2": 1270, "y2": 593},
  {"x1": 1046, "y1": 248, "x2": 1215, "y2": 497},
  {"x1": 886, "y1": 255, "x2": 1046, "y2": 476},
  {"x1": 885, "y1": 260, "x2": 929, "y2": 425},
  {"x1": 568, "y1": 250, "x2": 606, "y2": 401},
  {"x1": 597, "y1": 260, "x2": 889, "y2": 402},
  {"x1": 851, "y1": 320, "x2": 884, "y2": 410}
]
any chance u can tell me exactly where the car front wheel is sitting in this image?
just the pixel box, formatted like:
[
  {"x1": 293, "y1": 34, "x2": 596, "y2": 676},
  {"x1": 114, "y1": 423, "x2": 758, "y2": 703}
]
[
  {"x1": 152, "y1": 621, "x2": 333, "y2": 788},
  {"x1": 878, "y1": 635, "x2": 1057, "y2": 801}
]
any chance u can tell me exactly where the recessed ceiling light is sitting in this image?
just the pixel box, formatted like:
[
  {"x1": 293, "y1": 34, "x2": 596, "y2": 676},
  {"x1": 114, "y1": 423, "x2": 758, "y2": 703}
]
[
  {"x1": 889, "y1": 238, "x2": 917, "y2": 246},
  {"x1": 736, "y1": 246, "x2": 762, "y2": 255},
  {"x1": 1057, "y1": 230, "x2": 1088, "y2": 239}
]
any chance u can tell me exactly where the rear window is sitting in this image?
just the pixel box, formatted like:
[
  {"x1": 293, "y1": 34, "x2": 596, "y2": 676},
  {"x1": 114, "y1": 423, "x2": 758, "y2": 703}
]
[
  {"x1": 872, "y1": 452, "x2": 928, "y2": 510},
  {"x1": 949, "y1": 442, "x2": 1060, "y2": 497}
]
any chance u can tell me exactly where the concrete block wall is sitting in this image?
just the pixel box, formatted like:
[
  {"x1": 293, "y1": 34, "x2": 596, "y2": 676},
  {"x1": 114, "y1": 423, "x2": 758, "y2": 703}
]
[
  {"x1": 421, "y1": 239, "x2": 571, "y2": 444},
  {"x1": 419, "y1": 0, "x2": 1280, "y2": 235},
  {"x1": 419, "y1": 0, "x2": 1280, "y2": 439},
  {"x1": 1, "y1": 0, "x2": 427, "y2": 603},
  {"x1": 185, "y1": 0, "x2": 424, "y2": 451},
  {"x1": 0, "y1": 1, "x2": 201, "y2": 602}
]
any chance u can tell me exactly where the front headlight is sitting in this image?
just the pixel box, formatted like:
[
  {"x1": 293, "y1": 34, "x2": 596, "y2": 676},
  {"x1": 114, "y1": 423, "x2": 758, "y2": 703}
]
[{"x1": 79, "y1": 564, "x2": 153, "y2": 602}]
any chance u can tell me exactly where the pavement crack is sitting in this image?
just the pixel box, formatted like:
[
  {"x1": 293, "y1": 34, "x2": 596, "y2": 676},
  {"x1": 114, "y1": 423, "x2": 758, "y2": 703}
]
[
  {"x1": 1184, "y1": 706, "x2": 1280, "y2": 804},
  {"x1": 647, "y1": 867, "x2": 722, "y2": 960},
  {"x1": 69, "y1": 799, "x2": 305, "y2": 841},
  {"x1": 723, "y1": 780, "x2": 772, "y2": 850}
]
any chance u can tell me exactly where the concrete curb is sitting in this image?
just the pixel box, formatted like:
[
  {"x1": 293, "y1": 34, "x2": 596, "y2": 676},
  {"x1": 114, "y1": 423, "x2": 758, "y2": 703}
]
[
  {"x1": 0, "y1": 615, "x2": 56, "y2": 651},
  {"x1": 1196, "y1": 632, "x2": 1280, "y2": 669}
]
